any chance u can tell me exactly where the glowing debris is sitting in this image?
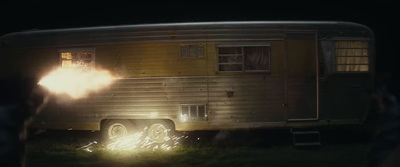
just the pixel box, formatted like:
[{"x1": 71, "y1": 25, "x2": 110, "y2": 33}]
[
  {"x1": 105, "y1": 127, "x2": 188, "y2": 152},
  {"x1": 76, "y1": 141, "x2": 97, "y2": 152},
  {"x1": 77, "y1": 127, "x2": 189, "y2": 153}
]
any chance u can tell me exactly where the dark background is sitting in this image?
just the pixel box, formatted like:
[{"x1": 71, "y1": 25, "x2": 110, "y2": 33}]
[
  {"x1": 0, "y1": 1, "x2": 398, "y2": 82},
  {"x1": 0, "y1": 2, "x2": 398, "y2": 166}
]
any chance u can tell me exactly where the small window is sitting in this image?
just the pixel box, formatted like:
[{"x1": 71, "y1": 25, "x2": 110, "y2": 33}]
[
  {"x1": 190, "y1": 106, "x2": 197, "y2": 117},
  {"x1": 180, "y1": 43, "x2": 205, "y2": 57},
  {"x1": 181, "y1": 106, "x2": 189, "y2": 116},
  {"x1": 60, "y1": 48, "x2": 95, "y2": 68},
  {"x1": 198, "y1": 106, "x2": 205, "y2": 117},
  {"x1": 334, "y1": 41, "x2": 369, "y2": 72},
  {"x1": 218, "y1": 45, "x2": 270, "y2": 72},
  {"x1": 180, "y1": 104, "x2": 207, "y2": 120}
]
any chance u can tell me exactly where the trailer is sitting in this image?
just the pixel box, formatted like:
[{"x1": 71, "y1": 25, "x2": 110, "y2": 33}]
[{"x1": 0, "y1": 21, "x2": 374, "y2": 143}]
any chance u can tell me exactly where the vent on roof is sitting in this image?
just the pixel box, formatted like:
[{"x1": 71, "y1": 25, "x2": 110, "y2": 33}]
[{"x1": 180, "y1": 43, "x2": 205, "y2": 58}]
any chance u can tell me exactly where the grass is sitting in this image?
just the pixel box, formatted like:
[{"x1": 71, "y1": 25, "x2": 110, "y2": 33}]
[{"x1": 25, "y1": 128, "x2": 373, "y2": 167}]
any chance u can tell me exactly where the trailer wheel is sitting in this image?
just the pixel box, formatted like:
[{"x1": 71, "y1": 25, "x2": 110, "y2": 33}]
[
  {"x1": 146, "y1": 120, "x2": 174, "y2": 144},
  {"x1": 102, "y1": 120, "x2": 134, "y2": 141}
]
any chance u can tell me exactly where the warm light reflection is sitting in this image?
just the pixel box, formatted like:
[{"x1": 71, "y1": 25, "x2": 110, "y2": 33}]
[
  {"x1": 38, "y1": 67, "x2": 117, "y2": 99},
  {"x1": 77, "y1": 127, "x2": 188, "y2": 153},
  {"x1": 106, "y1": 127, "x2": 187, "y2": 152},
  {"x1": 180, "y1": 114, "x2": 188, "y2": 122},
  {"x1": 76, "y1": 141, "x2": 97, "y2": 152}
]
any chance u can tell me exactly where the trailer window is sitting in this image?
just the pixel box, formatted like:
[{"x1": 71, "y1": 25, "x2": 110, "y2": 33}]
[
  {"x1": 180, "y1": 104, "x2": 207, "y2": 121},
  {"x1": 60, "y1": 48, "x2": 95, "y2": 68},
  {"x1": 334, "y1": 41, "x2": 369, "y2": 72},
  {"x1": 218, "y1": 45, "x2": 270, "y2": 72}
]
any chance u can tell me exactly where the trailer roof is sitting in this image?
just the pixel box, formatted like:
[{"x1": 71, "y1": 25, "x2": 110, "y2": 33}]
[{"x1": 0, "y1": 21, "x2": 373, "y2": 50}]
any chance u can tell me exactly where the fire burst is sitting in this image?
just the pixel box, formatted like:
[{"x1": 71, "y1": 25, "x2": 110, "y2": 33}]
[{"x1": 38, "y1": 67, "x2": 117, "y2": 99}]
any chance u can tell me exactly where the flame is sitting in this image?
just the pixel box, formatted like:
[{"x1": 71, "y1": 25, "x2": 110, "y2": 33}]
[{"x1": 38, "y1": 67, "x2": 117, "y2": 99}]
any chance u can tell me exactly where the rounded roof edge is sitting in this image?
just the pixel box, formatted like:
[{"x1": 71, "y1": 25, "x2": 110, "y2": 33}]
[{"x1": 1, "y1": 21, "x2": 372, "y2": 38}]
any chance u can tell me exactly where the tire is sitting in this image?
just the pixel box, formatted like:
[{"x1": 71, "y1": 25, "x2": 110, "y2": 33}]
[
  {"x1": 146, "y1": 120, "x2": 175, "y2": 144},
  {"x1": 101, "y1": 120, "x2": 135, "y2": 141}
]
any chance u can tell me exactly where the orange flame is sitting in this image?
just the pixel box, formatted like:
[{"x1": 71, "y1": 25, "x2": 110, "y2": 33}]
[{"x1": 38, "y1": 67, "x2": 117, "y2": 99}]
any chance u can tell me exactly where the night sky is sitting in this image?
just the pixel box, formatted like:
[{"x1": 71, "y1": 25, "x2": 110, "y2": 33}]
[
  {"x1": 1, "y1": 1, "x2": 398, "y2": 76},
  {"x1": 0, "y1": 3, "x2": 398, "y2": 166}
]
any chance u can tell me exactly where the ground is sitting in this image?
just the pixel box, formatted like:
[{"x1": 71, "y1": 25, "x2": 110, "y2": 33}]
[{"x1": 25, "y1": 127, "x2": 374, "y2": 167}]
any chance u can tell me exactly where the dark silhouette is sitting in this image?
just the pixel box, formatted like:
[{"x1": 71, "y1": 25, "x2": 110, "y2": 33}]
[
  {"x1": 0, "y1": 77, "x2": 48, "y2": 167},
  {"x1": 368, "y1": 73, "x2": 400, "y2": 167}
]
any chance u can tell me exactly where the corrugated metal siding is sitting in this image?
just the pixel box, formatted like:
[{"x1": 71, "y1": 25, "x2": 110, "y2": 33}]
[
  {"x1": 0, "y1": 21, "x2": 373, "y2": 50},
  {"x1": 207, "y1": 75, "x2": 285, "y2": 124},
  {"x1": 39, "y1": 77, "x2": 207, "y2": 123},
  {"x1": 96, "y1": 43, "x2": 208, "y2": 77},
  {"x1": 1, "y1": 28, "x2": 284, "y2": 49},
  {"x1": 37, "y1": 74, "x2": 285, "y2": 130},
  {"x1": 29, "y1": 40, "x2": 288, "y2": 130}
]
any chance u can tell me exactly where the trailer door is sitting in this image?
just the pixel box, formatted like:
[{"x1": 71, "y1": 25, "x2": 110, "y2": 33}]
[{"x1": 285, "y1": 32, "x2": 318, "y2": 121}]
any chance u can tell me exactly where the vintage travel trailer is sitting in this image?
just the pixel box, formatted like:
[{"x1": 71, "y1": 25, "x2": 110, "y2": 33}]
[{"x1": 0, "y1": 21, "x2": 374, "y2": 143}]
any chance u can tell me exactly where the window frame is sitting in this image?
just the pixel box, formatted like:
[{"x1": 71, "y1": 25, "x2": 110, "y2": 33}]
[
  {"x1": 332, "y1": 40, "x2": 370, "y2": 73},
  {"x1": 59, "y1": 48, "x2": 96, "y2": 68},
  {"x1": 216, "y1": 44, "x2": 271, "y2": 73},
  {"x1": 180, "y1": 104, "x2": 207, "y2": 121}
]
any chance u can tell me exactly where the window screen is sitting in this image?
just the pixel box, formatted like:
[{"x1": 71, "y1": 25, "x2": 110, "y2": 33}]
[
  {"x1": 218, "y1": 45, "x2": 270, "y2": 72},
  {"x1": 334, "y1": 41, "x2": 369, "y2": 72}
]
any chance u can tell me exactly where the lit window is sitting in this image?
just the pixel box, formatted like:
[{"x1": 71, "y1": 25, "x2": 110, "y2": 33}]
[
  {"x1": 217, "y1": 45, "x2": 270, "y2": 72},
  {"x1": 60, "y1": 48, "x2": 95, "y2": 68},
  {"x1": 334, "y1": 41, "x2": 369, "y2": 72}
]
